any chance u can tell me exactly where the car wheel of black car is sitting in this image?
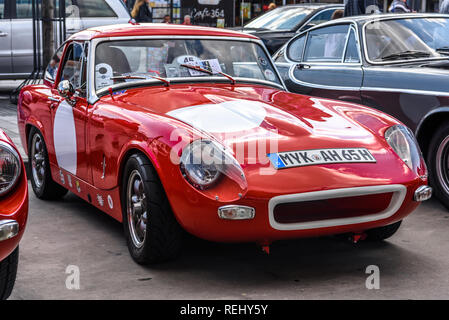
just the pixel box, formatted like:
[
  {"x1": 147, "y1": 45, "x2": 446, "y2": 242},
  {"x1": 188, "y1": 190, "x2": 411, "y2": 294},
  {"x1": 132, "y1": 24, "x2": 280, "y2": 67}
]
[
  {"x1": 428, "y1": 124, "x2": 449, "y2": 209},
  {"x1": 122, "y1": 153, "x2": 183, "y2": 264},
  {"x1": 0, "y1": 247, "x2": 19, "y2": 300},
  {"x1": 28, "y1": 128, "x2": 68, "y2": 200},
  {"x1": 365, "y1": 221, "x2": 402, "y2": 241}
]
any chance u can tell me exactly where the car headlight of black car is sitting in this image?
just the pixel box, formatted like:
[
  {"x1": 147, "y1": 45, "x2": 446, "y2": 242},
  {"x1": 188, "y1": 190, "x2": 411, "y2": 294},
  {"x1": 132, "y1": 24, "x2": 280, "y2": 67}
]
[
  {"x1": 0, "y1": 141, "x2": 22, "y2": 196},
  {"x1": 180, "y1": 139, "x2": 246, "y2": 190},
  {"x1": 385, "y1": 125, "x2": 422, "y2": 172}
]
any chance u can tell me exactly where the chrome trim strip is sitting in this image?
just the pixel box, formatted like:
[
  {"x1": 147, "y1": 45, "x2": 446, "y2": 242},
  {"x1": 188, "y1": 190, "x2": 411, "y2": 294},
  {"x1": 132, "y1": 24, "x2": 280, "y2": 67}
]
[
  {"x1": 268, "y1": 184, "x2": 407, "y2": 231},
  {"x1": 288, "y1": 64, "x2": 362, "y2": 91},
  {"x1": 362, "y1": 86, "x2": 449, "y2": 97}
]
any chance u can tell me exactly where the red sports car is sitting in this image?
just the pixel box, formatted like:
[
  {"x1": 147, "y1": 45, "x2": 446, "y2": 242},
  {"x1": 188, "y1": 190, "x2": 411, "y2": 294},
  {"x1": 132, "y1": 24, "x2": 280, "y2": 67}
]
[
  {"x1": 18, "y1": 23, "x2": 431, "y2": 264},
  {"x1": 0, "y1": 129, "x2": 27, "y2": 299}
]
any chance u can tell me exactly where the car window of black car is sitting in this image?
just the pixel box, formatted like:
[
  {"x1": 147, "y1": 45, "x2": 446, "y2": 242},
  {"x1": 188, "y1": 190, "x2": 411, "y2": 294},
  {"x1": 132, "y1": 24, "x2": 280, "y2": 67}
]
[
  {"x1": 304, "y1": 24, "x2": 349, "y2": 63},
  {"x1": 344, "y1": 28, "x2": 360, "y2": 63},
  {"x1": 300, "y1": 8, "x2": 337, "y2": 32}
]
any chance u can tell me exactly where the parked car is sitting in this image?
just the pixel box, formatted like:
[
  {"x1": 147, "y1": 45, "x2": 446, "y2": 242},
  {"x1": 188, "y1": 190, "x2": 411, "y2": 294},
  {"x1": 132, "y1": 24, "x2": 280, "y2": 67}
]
[
  {"x1": 232, "y1": 4, "x2": 344, "y2": 54},
  {"x1": 0, "y1": 129, "x2": 27, "y2": 300},
  {"x1": 0, "y1": 0, "x2": 130, "y2": 80},
  {"x1": 273, "y1": 13, "x2": 449, "y2": 209},
  {"x1": 18, "y1": 23, "x2": 431, "y2": 264}
]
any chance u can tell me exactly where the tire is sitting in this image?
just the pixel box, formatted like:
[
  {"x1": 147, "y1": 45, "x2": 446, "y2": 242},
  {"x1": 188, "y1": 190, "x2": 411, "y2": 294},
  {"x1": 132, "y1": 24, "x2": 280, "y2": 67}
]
[
  {"x1": 428, "y1": 123, "x2": 449, "y2": 209},
  {"x1": 121, "y1": 153, "x2": 183, "y2": 264},
  {"x1": 28, "y1": 127, "x2": 67, "y2": 200},
  {"x1": 0, "y1": 247, "x2": 19, "y2": 300},
  {"x1": 365, "y1": 221, "x2": 402, "y2": 241}
]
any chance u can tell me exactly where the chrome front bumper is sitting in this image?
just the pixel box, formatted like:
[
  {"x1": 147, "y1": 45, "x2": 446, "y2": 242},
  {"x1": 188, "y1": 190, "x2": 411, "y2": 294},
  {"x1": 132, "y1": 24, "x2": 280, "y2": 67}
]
[{"x1": 0, "y1": 220, "x2": 19, "y2": 242}]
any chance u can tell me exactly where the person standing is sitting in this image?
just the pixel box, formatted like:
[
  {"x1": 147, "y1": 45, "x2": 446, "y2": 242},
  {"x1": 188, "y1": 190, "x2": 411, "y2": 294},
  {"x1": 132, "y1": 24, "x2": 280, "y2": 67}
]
[
  {"x1": 163, "y1": 15, "x2": 171, "y2": 23},
  {"x1": 388, "y1": 0, "x2": 412, "y2": 13},
  {"x1": 344, "y1": 0, "x2": 381, "y2": 17},
  {"x1": 182, "y1": 15, "x2": 192, "y2": 25},
  {"x1": 440, "y1": 0, "x2": 449, "y2": 13},
  {"x1": 131, "y1": 0, "x2": 153, "y2": 23}
]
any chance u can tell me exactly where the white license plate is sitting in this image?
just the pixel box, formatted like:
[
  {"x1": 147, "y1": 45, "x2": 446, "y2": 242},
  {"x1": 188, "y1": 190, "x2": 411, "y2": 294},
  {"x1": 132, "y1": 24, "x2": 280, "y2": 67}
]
[{"x1": 267, "y1": 148, "x2": 376, "y2": 169}]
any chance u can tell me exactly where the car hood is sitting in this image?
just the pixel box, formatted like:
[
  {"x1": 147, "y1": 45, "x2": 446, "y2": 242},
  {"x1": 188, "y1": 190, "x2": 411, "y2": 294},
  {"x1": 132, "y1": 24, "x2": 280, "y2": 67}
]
[{"x1": 110, "y1": 83, "x2": 398, "y2": 156}]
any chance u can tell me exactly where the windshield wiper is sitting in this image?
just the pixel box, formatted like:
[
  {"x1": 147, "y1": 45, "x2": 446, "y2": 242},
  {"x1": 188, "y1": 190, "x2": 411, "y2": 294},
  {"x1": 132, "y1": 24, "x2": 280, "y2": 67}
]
[
  {"x1": 380, "y1": 50, "x2": 431, "y2": 61},
  {"x1": 436, "y1": 47, "x2": 449, "y2": 55},
  {"x1": 180, "y1": 64, "x2": 236, "y2": 85},
  {"x1": 110, "y1": 74, "x2": 170, "y2": 86}
]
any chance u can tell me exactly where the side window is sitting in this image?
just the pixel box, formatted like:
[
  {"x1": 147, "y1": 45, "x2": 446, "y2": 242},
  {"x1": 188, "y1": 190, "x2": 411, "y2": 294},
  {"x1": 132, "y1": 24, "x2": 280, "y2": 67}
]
[
  {"x1": 301, "y1": 9, "x2": 336, "y2": 31},
  {"x1": 303, "y1": 24, "x2": 349, "y2": 62},
  {"x1": 287, "y1": 35, "x2": 306, "y2": 62},
  {"x1": 59, "y1": 42, "x2": 87, "y2": 91},
  {"x1": 76, "y1": 0, "x2": 116, "y2": 18},
  {"x1": 0, "y1": 0, "x2": 4, "y2": 19},
  {"x1": 344, "y1": 28, "x2": 360, "y2": 63},
  {"x1": 44, "y1": 45, "x2": 65, "y2": 82},
  {"x1": 15, "y1": 0, "x2": 33, "y2": 19}
]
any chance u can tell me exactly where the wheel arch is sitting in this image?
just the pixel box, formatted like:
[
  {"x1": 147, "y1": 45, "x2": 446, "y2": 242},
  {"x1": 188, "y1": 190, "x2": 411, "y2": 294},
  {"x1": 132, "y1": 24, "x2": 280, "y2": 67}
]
[
  {"x1": 24, "y1": 120, "x2": 46, "y2": 153},
  {"x1": 416, "y1": 107, "x2": 449, "y2": 158}
]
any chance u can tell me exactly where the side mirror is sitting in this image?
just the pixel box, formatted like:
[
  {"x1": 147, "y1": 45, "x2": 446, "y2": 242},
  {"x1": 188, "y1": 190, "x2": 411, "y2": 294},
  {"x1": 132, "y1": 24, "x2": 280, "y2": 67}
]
[{"x1": 57, "y1": 80, "x2": 75, "y2": 99}]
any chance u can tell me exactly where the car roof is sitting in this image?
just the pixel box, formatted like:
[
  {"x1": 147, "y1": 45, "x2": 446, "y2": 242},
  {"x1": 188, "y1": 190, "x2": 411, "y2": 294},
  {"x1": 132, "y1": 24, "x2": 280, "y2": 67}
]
[
  {"x1": 321, "y1": 12, "x2": 449, "y2": 25},
  {"x1": 275, "y1": 3, "x2": 344, "y2": 9},
  {"x1": 69, "y1": 23, "x2": 260, "y2": 41}
]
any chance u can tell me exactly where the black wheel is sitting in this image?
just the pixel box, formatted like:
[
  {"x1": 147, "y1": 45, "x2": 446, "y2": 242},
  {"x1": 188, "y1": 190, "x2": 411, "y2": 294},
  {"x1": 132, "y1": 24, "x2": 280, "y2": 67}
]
[
  {"x1": 0, "y1": 247, "x2": 19, "y2": 300},
  {"x1": 428, "y1": 123, "x2": 449, "y2": 209},
  {"x1": 365, "y1": 221, "x2": 402, "y2": 241},
  {"x1": 121, "y1": 153, "x2": 183, "y2": 264},
  {"x1": 28, "y1": 127, "x2": 67, "y2": 200}
]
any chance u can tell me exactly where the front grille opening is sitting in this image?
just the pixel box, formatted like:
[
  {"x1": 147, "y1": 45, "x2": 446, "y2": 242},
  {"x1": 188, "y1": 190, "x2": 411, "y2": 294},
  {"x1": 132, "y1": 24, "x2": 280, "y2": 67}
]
[{"x1": 273, "y1": 192, "x2": 394, "y2": 224}]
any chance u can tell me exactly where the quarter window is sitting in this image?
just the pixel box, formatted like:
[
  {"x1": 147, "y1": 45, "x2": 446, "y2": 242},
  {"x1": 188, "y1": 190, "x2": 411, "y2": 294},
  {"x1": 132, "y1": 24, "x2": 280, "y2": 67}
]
[
  {"x1": 65, "y1": 0, "x2": 116, "y2": 18},
  {"x1": 59, "y1": 42, "x2": 87, "y2": 91},
  {"x1": 303, "y1": 24, "x2": 349, "y2": 62},
  {"x1": 44, "y1": 45, "x2": 65, "y2": 82},
  {"x1": 287, "y1": 35, "x2": 306, "y2": 62},
  {"x1": 344, "y1": 29, "x2": 360, "y2": 63}
]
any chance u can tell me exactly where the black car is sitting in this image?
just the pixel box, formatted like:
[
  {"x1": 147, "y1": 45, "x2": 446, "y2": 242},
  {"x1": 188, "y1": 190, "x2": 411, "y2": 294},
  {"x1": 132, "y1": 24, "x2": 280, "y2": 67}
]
[
  {"x1": 273, "y1": 13, "x2": 449, "y2": 209},
  {"x1": 232, "y1": 4, "x2": 344, "y2": 54}
]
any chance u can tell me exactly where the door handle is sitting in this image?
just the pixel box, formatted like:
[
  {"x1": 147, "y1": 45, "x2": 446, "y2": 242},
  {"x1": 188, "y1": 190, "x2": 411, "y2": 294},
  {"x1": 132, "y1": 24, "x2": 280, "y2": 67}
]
[
  {"x1": 0, "y1": 32, "x2": 8, "y2": 37},
  {"x1": 296, "y1": 63, "x2": 311, "y2": 70}
]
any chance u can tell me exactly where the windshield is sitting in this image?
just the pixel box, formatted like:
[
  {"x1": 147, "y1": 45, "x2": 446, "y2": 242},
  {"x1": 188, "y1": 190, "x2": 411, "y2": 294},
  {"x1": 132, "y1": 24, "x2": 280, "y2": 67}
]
[
  {"x1": 365, "y1": 20, "x2": 442, "y2": 63},
  {"x1": 94, "y1": 39, "x2": 281, "y2": 91},
  {"x1": 245, "y1": 7, "x2": 314, "y2": 31},
  {"x1": 389, "y1": 17, "x2": 449, "y2": 52}
]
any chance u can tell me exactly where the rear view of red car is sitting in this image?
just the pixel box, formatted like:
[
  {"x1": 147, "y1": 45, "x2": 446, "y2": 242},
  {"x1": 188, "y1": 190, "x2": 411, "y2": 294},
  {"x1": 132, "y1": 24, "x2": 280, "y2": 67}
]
[{"x1": 0, "y1": 129, "x2": 27, "y2": 300}]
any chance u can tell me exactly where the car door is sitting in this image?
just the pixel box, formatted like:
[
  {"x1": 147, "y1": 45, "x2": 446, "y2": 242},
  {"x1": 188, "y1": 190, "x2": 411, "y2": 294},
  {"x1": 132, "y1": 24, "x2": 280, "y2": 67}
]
[
  {"x1": 48, "y1": 41, "x2": 90, "y2": 184},
  {"x1": 0, "y1": 0, "x2": 12, "y2": 75},
  {"x1": 284, "y1": 24, "x2": 363, "y2": 104}
]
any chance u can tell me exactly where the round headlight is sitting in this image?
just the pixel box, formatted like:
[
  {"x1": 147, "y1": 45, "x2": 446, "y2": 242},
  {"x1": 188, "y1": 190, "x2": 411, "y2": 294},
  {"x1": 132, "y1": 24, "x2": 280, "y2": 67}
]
[
  {"x1": 0, "y1": 141, "x2": 21, "y2": 196},
  {"x1": 180, "y1": 140, "x2": 222, "y2": 189},
  {"x1": 180, "y1": 139, "x2": 247, "y2": 190},
  {"x1": 385, "y1": 125, "x2": 422, "y2": 172}
]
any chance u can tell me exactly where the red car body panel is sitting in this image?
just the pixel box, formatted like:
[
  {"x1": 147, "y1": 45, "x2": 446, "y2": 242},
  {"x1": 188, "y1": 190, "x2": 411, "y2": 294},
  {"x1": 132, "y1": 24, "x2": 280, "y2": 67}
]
[
  {"x1": 0, "y1": 130, "x2": 28, "y2": 261},
  {"x1": 17, "y1": 25, "x2": 428, "y2": 244}
]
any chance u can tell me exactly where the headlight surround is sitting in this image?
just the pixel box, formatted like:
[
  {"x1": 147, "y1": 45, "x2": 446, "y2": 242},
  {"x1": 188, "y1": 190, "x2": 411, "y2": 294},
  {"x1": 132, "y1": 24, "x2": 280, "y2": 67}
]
[
  {"x1": 0, "y1": 141, "x2": 21, "y2": 196},
  {"x1": 385, "y1": 125, "x2": 422, "y2": 172},
  {"x1": 180, "y1": 139, "x2": 246, "y2": 190}
]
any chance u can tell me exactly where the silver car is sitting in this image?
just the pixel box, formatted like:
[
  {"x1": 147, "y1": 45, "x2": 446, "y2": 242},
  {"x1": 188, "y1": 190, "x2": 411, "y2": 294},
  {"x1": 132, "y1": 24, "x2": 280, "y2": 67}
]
[{"x1": 0, "y1": 0, "x2": 130, "y2": 80}]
